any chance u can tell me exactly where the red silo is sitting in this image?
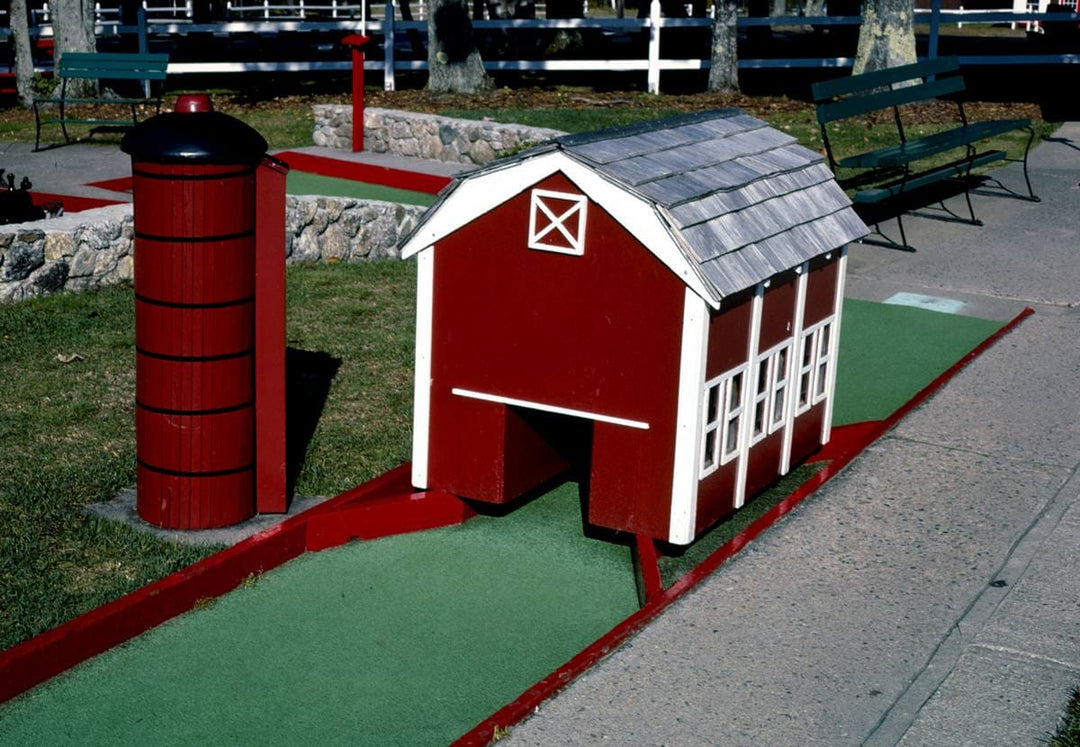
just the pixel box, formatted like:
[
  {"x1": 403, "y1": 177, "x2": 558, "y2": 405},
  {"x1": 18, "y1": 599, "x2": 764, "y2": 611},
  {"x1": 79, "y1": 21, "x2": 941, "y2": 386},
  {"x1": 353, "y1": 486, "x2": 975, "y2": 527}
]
[{"x1": 122, "y1": 96, "x2": 270, "y2": 530}]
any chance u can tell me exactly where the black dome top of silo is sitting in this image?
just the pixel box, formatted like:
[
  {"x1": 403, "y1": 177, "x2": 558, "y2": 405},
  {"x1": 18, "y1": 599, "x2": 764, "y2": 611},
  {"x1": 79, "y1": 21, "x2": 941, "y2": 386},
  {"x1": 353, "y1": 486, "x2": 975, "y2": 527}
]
[{"x1": 121, "y1": 111, "x2": 268, "y2": 164}]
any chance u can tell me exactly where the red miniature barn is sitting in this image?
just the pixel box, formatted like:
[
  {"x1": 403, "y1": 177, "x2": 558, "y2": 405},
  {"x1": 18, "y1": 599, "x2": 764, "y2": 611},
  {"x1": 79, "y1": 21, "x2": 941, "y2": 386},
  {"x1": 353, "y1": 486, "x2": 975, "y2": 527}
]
[{"x1": 401, "y1": 110, "x2": 868, "y2": 545}]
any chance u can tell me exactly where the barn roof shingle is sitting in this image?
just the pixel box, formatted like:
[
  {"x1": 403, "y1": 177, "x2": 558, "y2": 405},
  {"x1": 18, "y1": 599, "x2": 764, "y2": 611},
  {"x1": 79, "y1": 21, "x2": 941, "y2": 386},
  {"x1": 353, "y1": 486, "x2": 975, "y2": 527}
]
[{"x1": 404, "y1": 108, "x2": 868, "y2": 302}]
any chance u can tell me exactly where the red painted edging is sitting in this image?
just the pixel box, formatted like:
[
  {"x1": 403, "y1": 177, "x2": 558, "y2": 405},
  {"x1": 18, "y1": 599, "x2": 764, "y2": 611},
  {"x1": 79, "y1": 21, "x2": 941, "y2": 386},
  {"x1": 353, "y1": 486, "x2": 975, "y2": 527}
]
[
  {"x1": 83, "y1": 176, "x2": 134, "y2": 193},
  {"x1": 0, "y1": 521, "x2": 306, "y2": 704},
  {"x1": 275, "y1": 150, "x2": 452, "y2": 195},
  {"x1": 452, "y1": 306, "x2": 1035, "y2": 746},
  {"x1": 0, "y1": 463, "x2": 472, "y2": 705},
  {"x1": 32, "y1": 192, "x2": 124, "y2": 213}
]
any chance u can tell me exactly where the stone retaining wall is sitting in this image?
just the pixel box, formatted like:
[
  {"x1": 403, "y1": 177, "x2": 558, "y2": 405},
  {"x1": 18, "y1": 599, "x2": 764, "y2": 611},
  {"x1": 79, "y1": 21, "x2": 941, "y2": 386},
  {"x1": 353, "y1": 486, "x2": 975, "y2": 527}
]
[
  {"x1": 0, "y1": 196, "x2": 427, "y2": 304},
  {"x1": 313, "y1": 105, "x2": 565, "y2": 165}
]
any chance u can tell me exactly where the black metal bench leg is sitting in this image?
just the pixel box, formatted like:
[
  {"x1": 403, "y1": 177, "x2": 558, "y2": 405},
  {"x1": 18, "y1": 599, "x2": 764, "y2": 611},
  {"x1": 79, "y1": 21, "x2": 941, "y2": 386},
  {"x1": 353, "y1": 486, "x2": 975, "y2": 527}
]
[
  {"x1": 961, "y1": 156, "x2": 983, "y2": 226},
  {"x1": 1020, "y1": 126, "x2": 1040, "y2": 202},
  {"x1": 858, "y1": 217, "x2": 917, "y2": 252},
  {"x1": 58, "y1": 99, "x2": 71, "y2": 145},
  {"x1": 896, "y1": 213, "x2": 912, "y2": 250},
  {"x1": 33, "y1": 103, "x2": 42, "y2": 152}
]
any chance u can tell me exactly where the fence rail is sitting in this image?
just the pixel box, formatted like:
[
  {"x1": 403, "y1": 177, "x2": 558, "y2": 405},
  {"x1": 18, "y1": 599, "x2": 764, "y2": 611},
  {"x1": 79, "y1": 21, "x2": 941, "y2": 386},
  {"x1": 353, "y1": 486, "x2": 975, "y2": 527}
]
[{"x1": 2, "y1": 3, "x2": 1078, "y2": 94}]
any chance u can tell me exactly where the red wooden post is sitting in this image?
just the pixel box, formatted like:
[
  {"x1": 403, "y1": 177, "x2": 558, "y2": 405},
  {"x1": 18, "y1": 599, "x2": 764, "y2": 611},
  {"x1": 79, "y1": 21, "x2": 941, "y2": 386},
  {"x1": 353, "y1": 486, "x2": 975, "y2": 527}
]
[
  {"x1": 342, "y1": 34, "x2": 370, "y2": 153},
  {"x1": 255, "y1": 156, "x2": 289, "y2": 514}
]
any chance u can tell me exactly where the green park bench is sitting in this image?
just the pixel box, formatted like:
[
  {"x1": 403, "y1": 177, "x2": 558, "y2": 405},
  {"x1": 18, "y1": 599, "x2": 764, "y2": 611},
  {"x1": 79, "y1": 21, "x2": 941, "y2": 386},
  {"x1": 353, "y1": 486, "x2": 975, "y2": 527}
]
[
  {"x1": 33, "y1": 52, "x2": 169, "y2": 151},
  {"x1": 811, "y1": 56, "x2": 1038, "y2": 250}
]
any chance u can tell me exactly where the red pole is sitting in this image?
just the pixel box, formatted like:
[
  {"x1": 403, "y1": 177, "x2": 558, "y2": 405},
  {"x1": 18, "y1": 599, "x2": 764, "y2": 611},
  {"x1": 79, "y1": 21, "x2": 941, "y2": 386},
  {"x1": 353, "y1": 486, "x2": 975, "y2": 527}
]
[{"x1": 342, "y1": 34, "x2": 370, "y2": 153}]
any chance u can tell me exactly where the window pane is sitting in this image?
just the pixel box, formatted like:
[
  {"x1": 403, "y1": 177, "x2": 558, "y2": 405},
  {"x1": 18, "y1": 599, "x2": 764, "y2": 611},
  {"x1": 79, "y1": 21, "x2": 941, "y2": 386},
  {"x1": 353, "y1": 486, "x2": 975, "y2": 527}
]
[
  {"x1": 817, "y1": 361, "x2": 828, "y2": 395},
  {"x1": 703, "y1": 429, "x2": 717, "y2": 469},
  {"x1": 801, "y1": 334, "x2": 813, "y2": 366},
  {"x1": 776, "y1": 347, "x2": 788, "y2": 381},
  {"x1": 773, "y1": 388, "x2": 785, "y2": 424},
  {"x1": 821, "y1": 323, "x2": 831, "y2": 351},
  {"x1": 706, "y1": 384, "x2": 720, "y2": 423},
  {"x1": 729, "y1": 372, "x2": 742, "y2": 409},
  {"x1": 754, "y1": 400, "x2": 765, "y2": 435},
  {"x1": 725, "y1": 415, "x2": 740, "y2": 455},
  {"x1": 799, "y1": 371, "x2": 811, "y2": 406},
  {"x1": 757, "y1": 360, "x2": 769, "y2": 394}
]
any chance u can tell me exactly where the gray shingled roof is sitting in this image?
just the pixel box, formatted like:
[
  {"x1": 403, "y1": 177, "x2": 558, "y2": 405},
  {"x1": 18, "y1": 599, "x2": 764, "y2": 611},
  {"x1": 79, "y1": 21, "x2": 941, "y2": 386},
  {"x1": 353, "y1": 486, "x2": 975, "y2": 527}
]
[{"x1": 408, "y1": 108, "x2": 868, "y2": 302}]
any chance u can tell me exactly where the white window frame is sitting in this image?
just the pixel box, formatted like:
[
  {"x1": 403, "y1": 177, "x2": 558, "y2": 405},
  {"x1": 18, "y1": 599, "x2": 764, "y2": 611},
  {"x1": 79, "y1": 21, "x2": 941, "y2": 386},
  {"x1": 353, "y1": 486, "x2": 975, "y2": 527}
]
[
  {"x1": 813, "y1": 320, "x2": 834, "y2": 406},
  {"x1": 527, "y1": 188, "x2": 588, "y2": 256},
  {"x1": 768, "y1": 342, "x2": 792, "y2": 434},
  {"x1": 795, "y1": 325, "x2": 819, "y2": 416},
  {"x1": 699, "y1": 364, "x2": 747, "y2": 479},
  {"x1": 750, "y1": 342, "x2": 792, "y2": 444},
  {"x1": 794, "y1": 317, "x2": 835, "y2": 415}
]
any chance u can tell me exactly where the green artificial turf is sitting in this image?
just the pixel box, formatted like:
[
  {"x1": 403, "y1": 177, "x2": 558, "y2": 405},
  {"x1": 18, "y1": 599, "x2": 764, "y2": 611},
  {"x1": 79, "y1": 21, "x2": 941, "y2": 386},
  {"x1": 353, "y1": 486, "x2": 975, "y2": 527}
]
[
  {"x1": 286, "y1": 170, "x2": 438, "y2": 206},
  {"x1": 832, "y1": 298, "x2": 1005, "y2": 426},
  {"x1": 0, "y1": 483, "x2": 638, "y2": 745}
]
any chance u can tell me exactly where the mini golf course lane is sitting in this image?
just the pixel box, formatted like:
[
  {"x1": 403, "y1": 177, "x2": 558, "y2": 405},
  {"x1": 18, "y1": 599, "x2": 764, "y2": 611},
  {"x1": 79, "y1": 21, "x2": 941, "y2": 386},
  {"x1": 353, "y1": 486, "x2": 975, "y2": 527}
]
[
  {"x1": 0, "y1": 298, "x2": 1015, "y2": 744},
  {"x1": 833, "y1": 299, "x2": 1004, "y2": 426},
  {"x1": 0, "y1": 485, "x2": 638, "y2": 745},
  {"x1": 286, "y1": 170, "x2": 438, "y2": 206}
]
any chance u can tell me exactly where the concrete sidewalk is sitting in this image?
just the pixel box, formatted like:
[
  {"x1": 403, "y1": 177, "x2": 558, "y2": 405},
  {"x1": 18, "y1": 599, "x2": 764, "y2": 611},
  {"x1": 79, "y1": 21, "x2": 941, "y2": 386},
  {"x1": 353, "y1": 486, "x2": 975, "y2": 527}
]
[{"x1": 505, "y1": 127, "x2": 1080, "y2": 745}]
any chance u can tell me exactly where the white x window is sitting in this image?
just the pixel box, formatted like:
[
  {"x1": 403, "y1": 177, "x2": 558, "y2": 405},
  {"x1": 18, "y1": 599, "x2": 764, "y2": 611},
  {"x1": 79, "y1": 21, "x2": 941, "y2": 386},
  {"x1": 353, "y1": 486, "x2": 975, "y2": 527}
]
[{"x1": 528, "y1": 188, "x2": 588, "y2": 255}]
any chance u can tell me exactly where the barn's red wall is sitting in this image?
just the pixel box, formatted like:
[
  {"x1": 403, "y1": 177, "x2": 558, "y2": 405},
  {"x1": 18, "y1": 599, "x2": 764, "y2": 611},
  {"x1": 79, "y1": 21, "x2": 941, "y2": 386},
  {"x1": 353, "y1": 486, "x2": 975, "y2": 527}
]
[
  {"x1": 759, "y1": 271, "x2": 798, "y2": 352},
  {"x1": 706, "y1": 286, "x2": 753, "y2": 378},
  {"x1": 804, "y1": 255, "x2": 839, "y2": 327},
  {"x1": 426, "y1": 171, "x2": 687, "y2": 539},
  {"x1": 745, "y1": 430, "x2": 785, "y2": 498},
  {"x1": 790, "y1": 403, "x2": 826, "y2": 465}
]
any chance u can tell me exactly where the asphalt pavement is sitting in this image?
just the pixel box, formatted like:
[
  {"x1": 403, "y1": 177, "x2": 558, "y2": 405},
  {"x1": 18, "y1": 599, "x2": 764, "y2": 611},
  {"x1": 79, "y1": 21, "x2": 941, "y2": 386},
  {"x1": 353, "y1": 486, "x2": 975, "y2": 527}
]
[{"x1": 503, "y1": 126, "x2": 1080, "y2": 746}]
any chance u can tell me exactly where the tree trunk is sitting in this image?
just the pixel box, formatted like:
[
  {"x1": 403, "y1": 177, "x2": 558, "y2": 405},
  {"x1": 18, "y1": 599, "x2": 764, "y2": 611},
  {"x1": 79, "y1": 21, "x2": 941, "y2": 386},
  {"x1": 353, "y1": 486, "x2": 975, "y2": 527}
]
[
  {"x1": 707, "y1": 0, "x2": 739, "y2": 93},
  {"x1": 51, "y1": 0, "x2": 98, "y2": 98},
  {"x1": 853, "y1": 0, "x2": 917, "y2": 75},
  {"x1": 427, "y1": 0, "x2": 494, "y2": 93},
  {"x1": 10, "y1": 0, "x2": 35, "y2": 107}
]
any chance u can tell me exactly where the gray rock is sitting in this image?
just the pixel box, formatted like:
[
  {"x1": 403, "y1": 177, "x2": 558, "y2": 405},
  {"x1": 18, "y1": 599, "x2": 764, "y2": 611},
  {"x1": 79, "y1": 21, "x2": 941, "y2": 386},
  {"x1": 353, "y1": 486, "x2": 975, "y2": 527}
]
[
  {"x1": 31, "y1": 259, "x2": 69, "y2": 293},
  {"x1": 3, "y1": 242, "x2": 45, "y2": 281}
]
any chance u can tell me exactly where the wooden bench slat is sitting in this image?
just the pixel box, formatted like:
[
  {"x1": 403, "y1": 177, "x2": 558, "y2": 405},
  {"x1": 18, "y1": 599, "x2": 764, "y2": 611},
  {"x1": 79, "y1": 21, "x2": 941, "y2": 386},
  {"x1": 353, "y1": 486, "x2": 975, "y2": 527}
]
[
  {"x1": 35, "y1": 99, "x2": 160, "y2": 107},
  {"x1": 817, "y1": 76, "x2": 966, "y2": 124},
  {"x1": 811, "y1": 56, "x2": 961, "y2": 102},
  {"x1": 57, "y1": 70, "x2": 169, "y2": 81},
  {"x1": 41, "y1": 118, "x2": 144, "y2": 127},
  {"x1": 59, "y1": 52, "x2": 169, "y2": 62},
  {"x1": 853, "y1": 150, "x2": 1008, "y2": 203},
  {"x1": 839, "y1": 119, "x2": 1031, "y2": 169}
]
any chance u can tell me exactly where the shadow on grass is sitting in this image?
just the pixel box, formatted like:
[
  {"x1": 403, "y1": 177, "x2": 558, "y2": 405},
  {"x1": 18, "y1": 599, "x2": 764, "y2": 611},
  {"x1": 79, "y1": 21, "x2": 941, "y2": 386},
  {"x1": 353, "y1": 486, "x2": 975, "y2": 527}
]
[{"x1": 285, "y1": 347, "x2": 342, "y2": 501}]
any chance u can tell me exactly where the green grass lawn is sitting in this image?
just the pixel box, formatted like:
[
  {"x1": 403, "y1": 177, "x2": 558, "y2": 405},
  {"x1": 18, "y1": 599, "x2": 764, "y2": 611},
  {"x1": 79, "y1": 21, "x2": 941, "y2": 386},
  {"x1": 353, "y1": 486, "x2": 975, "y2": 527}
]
[{"x1": 0, "y1": 262, "x2": 417, "y2": 651}]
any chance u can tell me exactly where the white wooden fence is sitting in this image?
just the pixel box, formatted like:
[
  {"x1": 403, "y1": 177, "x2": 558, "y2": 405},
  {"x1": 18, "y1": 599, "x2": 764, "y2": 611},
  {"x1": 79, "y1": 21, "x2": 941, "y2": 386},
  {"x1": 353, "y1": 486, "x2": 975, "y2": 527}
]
[{"x1": 3, "y1": 1, "x2": 1078, "y2": 94}]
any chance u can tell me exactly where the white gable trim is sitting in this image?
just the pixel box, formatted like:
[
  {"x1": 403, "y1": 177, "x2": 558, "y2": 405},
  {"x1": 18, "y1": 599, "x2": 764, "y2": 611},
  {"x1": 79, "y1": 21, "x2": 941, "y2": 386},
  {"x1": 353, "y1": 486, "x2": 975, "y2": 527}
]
[{"x1": 399, "y1": 150, "x2": 718, "y2": 308}]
